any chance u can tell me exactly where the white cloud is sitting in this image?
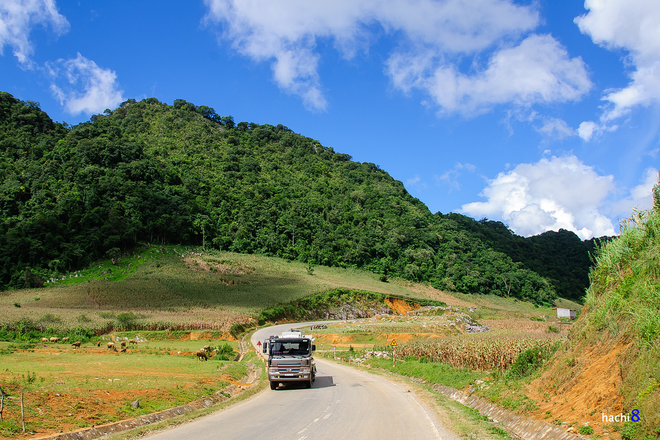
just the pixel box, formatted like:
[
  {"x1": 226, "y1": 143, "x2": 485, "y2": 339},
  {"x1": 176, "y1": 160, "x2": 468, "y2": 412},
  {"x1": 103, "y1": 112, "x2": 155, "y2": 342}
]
[
  {"x1": 406, "y1": 175, "x2": 421, "y2": 186},
  {"x1": 388, "y1": 34, "x2": 591, "y2": 115},
  {"x1": 575, "y1": 0, "x2": 660, "y2": 121},
  {"x1": 437, "y1": 162, "x2": 476, "y2": 191},
  {"x1": 0, "y1": 0, "x2": 69, "y2": 67},
  {"x1": 460, "y1": 155, "x2": 616, "y2": 239},
  {"x1": 610, "y1": 167, "x2": 659, "y2": 215},
  {"x1": 203, "y1": 0, "x2": 590, "y2": 114},
  {"x1": 48, "y1": 53, "x2": 125, "y2": 115},
  {"x1": 577, "y1": 121, "x2": 598, "y2": 141},
  {"x1": 537, "y1": 117, "x2": 575, "y2": 140}
]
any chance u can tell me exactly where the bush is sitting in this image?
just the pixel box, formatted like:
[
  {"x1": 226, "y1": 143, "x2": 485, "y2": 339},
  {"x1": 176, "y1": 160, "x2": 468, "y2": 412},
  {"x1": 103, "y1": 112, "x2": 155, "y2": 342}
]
[
  {"x1": 213, "y1": 343, "x2": 235, "y2": 361},
  {"x1": 508, "y1": 345, "x2": 556, "y2": 379},
  {"x1": 230, "y1": 323, "x2": 246, "y2": 339},
  {"x1": 116, "y1": 312, "x2": 137, "y2": 328}
]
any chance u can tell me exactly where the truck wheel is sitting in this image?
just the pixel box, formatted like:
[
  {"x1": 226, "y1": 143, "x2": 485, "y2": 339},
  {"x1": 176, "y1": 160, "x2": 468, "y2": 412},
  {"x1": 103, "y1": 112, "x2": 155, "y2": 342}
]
[
  {"x1": 270, "y1": 381, "x2": 278, "y2": 390},
  {"x1": 305, "y1": 379, "x2": 312, "y2": 389}
]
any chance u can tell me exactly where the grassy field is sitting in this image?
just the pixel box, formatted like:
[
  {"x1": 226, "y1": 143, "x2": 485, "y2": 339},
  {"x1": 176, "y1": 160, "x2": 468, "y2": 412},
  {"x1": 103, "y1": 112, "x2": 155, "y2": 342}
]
[
  {"x1": 0, "y1": 332, "x2": 252, "y2": 438},
  {"x1": 0, "y1": 245, "x2": 582, "y2": 333},
  {"x1": 0, "y1": 247, "x2": 587, "y2": 439}
]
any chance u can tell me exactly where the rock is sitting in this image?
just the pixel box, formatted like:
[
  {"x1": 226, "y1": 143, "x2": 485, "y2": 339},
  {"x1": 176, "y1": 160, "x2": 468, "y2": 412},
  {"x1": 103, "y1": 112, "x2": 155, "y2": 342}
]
[{"x1": 131, "y1": 400, "x2": 140, "y2": 409}]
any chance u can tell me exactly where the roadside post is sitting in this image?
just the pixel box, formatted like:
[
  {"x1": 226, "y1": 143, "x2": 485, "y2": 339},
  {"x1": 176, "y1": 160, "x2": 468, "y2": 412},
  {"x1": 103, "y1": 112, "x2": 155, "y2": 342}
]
[
  {"x1": 390, "y1": 339, "x2": 397, "y2": 367},
  {"x1": 333, "y1": 340, "x2": 338, "y2": 359}
]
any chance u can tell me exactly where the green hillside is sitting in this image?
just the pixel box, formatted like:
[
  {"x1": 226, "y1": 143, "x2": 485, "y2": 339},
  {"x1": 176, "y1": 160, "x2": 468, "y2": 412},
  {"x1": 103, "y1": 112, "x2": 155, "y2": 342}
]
[
  {"x1": 538, "y1": 182, "x2": 660, "y2": 438},
  {"x1": 0, "y1": 92, "x2": 598, "y2": 304}
]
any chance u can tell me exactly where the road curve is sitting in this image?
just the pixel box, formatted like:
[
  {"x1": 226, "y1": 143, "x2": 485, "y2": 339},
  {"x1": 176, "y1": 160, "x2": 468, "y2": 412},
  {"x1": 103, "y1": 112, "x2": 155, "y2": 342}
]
[{"x1": 145, "y1": 323, "x2": 458, "y2": 440}]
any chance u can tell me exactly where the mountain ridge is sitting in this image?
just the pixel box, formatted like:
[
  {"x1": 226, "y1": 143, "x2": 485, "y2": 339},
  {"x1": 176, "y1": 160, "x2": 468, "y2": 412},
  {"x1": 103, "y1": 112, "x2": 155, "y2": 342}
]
[{"x1": 0, "y1": 92, "x2": 604, "y2": 303}]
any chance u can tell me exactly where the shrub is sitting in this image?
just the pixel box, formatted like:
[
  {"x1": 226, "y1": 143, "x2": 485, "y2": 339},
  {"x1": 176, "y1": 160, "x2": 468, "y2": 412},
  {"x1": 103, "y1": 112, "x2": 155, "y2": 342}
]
[
  {"x1": 508, "y1": 345, "x2": 557, "y2": 379},
  {"x1": 578, "y1": 425, "x2": 594, "y2": 435},
  {"x1": 213, "y1": 343, "x2": 235, "y2": 361},
  {"x1": 230, "y1": 323, "x2": 246, "y2": 339},
  {"x1": 116, "y1": 312, "x2": 137, "y2": 328}
]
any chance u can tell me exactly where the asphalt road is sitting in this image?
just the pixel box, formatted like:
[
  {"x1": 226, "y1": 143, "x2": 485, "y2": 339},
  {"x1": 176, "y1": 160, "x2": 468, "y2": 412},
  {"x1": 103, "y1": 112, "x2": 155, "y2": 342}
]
[{"x1": 145, "y1": 323, "x2": 459, "y2": 440}]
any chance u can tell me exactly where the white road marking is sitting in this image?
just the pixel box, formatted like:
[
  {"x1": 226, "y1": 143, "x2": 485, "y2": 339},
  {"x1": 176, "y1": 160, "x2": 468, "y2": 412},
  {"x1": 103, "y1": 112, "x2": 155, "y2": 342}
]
[
  {"x1": 323, "y1": 413, "x2": 332, "y2": 420},
  {"x1": 407, "y1": 393, "x2": 443, "y2": 439}
]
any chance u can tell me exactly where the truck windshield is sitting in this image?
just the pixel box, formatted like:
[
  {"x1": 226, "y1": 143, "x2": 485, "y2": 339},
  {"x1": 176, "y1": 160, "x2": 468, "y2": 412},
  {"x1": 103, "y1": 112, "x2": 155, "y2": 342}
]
[{"x1": 271, "y1": 340, "x2": 310, "y2": 356}]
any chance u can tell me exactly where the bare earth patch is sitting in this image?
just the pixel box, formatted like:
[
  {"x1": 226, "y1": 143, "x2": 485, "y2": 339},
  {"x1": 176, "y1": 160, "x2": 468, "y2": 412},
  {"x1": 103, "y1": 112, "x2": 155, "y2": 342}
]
[{"x1": 528, "y1": 340, "x2": 630, "y2": 438}]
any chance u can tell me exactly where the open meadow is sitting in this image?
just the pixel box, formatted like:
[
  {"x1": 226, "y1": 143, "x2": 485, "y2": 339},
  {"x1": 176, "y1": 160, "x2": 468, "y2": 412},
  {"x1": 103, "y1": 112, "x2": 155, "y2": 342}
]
[
  {"x1": 0, "y1": 245, "x2": 511, "y2": 332},
  {"x1": 0, "y1": 330, "x2": 252, "y2": 438},
  {"x1": 0, "y1": 247, "x2": 586, "y2": 439}
]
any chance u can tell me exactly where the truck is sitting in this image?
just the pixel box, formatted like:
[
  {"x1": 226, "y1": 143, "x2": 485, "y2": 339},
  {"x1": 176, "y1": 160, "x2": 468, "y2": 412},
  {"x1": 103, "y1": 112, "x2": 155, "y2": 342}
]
[{"x1": 263, "y1": 328, "x2": 317, "y2": 390}]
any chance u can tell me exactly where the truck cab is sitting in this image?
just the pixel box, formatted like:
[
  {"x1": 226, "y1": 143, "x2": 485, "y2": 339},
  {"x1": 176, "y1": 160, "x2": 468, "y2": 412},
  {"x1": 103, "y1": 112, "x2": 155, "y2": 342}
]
[{"x1": 263, "y1": 329, "x2": 316, "y2": 390}]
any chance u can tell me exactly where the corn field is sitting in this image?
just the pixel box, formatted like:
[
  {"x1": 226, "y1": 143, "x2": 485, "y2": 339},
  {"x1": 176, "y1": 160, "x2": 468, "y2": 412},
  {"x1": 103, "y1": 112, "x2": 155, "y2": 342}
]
[{"x1": 398, "y1": 336, "x2": 561, "y2": 370}]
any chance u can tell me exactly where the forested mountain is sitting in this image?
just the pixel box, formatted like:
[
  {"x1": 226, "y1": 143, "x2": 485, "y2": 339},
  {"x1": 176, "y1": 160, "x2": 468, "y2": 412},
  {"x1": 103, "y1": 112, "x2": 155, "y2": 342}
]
[
  {"x1": 441, "y1": 215, "x2": 609, "y2": 301},
  {"x1": 0, "y1": 92, "x2": 604, "y2": 304}
]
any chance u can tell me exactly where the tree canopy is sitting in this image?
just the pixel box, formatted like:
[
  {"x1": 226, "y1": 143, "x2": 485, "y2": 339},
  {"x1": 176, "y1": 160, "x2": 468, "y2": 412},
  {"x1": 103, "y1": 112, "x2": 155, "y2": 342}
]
[{"x1": 0, "y1": 92, "x2": 605, "y2": 304}]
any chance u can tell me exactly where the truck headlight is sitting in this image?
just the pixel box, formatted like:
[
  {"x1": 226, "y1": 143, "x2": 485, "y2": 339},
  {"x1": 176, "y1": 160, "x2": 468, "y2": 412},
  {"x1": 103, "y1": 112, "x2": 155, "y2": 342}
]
[
  {"x1": 269, "y1": 368, "x2": 278, "y2": 374},
  {"x1": 300, "y1": 367, "x2": 310, "y2": 374}
]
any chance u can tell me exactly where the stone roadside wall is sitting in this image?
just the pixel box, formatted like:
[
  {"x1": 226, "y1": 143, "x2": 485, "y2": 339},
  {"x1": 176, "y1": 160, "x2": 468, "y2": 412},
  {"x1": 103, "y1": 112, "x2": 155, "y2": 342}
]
[{"x1": 433, "y1": 385, "x2": 585, "y2": 440}]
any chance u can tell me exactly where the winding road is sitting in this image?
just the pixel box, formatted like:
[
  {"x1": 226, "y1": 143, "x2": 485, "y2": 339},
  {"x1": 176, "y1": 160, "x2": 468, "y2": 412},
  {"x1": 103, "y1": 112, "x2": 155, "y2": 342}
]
[{"x1": 145, "y1": 323, "x2": 459, "y2": 440}]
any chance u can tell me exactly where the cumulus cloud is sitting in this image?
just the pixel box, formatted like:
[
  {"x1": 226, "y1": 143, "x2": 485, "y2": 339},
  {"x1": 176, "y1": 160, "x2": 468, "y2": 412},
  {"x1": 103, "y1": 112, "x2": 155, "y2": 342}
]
[
  {"x1": 575, "y1": 0, "x2": 660, "y2": 122},
  {"x1": 48, "y1": 53, "x2": 125, "y2": 115},
  {"x1": 460, "y1": 155, "x2": 616, "y2": 239},
  {"x1": 388, "y1": 34, "x2": 591, "y2": 115},
  {"x1": 203, "y1": 0, "x2": 590, "y2": 114},
  {"x1": 610, "y1": 167, "x2": 659, "y2": 215},
  {"x1": 577, "y1": 121, "x2": 598, "y2": 141},
  {"x1": 0, "y1": 0, "x2": 69, "y2": 67}
]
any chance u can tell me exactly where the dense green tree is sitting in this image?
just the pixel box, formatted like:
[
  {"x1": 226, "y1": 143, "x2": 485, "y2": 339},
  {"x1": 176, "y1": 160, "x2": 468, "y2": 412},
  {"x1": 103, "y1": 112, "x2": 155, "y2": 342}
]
[{"x1": 0, "y1": 92, "x2": 606, "y2": 304}]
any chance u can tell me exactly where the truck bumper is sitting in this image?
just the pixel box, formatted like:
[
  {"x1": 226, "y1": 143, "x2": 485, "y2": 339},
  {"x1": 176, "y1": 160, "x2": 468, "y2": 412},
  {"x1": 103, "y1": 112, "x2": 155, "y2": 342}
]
[{"x1": 269, "y1": 373, "x2": 312, "y2": 382}]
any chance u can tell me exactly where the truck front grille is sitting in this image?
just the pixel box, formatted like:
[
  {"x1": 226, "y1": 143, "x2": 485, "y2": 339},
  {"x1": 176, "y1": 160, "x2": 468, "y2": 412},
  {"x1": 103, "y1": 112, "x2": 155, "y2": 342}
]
[{"x1": 276, "y1": 363, "x2": 301, "y2": 374}]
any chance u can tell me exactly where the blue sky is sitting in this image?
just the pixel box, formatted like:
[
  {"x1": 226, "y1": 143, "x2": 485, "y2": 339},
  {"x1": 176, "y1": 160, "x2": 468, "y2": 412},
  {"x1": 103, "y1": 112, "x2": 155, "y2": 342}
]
[{"x1": 2, "y1": 0, "x2": 659, "y2": 239}]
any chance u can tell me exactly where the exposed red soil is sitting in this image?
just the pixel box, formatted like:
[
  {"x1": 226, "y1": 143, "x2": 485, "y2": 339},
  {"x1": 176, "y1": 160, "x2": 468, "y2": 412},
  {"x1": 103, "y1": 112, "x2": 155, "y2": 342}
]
[
  {"x1": 526, "y1": 339, "x2": 631, "y2": 438},
  {"x1": 384, "y1": 298, "x2": 420, "y2": 314}
]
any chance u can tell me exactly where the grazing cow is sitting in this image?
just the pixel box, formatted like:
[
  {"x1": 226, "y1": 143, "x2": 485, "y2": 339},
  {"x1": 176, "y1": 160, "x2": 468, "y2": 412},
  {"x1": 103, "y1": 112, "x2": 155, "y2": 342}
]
[
  {"x1": 128, "y1": 339, "x2": 137, "y2": 346},
  {"x1": 71, "y1": 341, "x2": 81, "y2": 348},
  {"x1": 49, "y1": 337, "x2": 60, "y2": 343},
  {"x1": 41, "y1": 338, "x2": 48, "y2": 342},
  {"x1": 62, "y1": 337, "x2": 69, "y2": 342},
  {"x1": 203, "y1": 345, "x2": 211, "y2": 352},
  {"x1": 107, "y1": 342, "x2": 115, "y2": 350},
  {"x1": 120, "y1": 341, "x2": 127, "y2": 348},
  {"x1": 195, "y1": 349, "x2": 208, "y2": 361}
]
